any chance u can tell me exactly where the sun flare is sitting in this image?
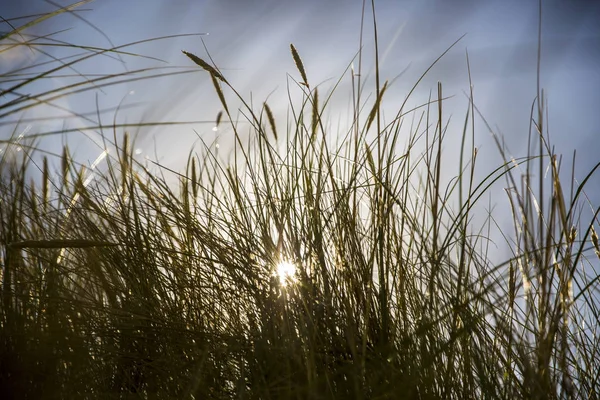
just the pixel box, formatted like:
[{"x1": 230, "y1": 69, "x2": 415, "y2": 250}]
[{"x1": 275, "y1": 260, "x2": 297, "y2": 287}]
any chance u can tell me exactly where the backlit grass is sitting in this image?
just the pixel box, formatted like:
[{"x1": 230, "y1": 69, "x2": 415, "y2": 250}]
[{"x1": 1, "y1": 2, "x2": 599, "y2": 399}]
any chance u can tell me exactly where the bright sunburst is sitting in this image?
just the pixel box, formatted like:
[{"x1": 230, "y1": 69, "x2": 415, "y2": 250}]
[{"x1": 275, "y1": 259, "x2": 297, "y2": 287}]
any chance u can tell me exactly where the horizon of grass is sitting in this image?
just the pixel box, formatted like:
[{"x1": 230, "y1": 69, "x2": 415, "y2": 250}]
[{"x1": 1, "y1": 1, "x2": 599, "y2": 399}]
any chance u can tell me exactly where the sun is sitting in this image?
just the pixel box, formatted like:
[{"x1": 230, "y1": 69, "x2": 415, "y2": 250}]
[{"x1": 275, "y1": 259, "x2": 297, "y2": 287}]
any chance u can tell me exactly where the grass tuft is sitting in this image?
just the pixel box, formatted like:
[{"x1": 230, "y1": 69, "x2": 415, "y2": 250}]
[{"x1": 1, "y1": 2, "x2": 599, "y2": 399}]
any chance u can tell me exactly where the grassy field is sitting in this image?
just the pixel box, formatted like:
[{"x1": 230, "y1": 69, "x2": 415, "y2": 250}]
[{"x1": 1, "y1": 2, "x2": 599, "y2": 399}]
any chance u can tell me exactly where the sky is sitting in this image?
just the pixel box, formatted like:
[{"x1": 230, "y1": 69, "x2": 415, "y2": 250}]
[{"x1": 1, "y1": 0, "x2": 599, "y2": 264}]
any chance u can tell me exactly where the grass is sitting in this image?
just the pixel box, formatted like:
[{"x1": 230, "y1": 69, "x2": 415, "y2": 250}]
[{"x1": 1, "y1": 1, "x2": 599, "y2": 399}]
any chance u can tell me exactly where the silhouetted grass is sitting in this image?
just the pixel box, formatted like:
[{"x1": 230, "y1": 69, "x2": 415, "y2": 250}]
[{"x1": 1, "y1": 1, "x2": 599, "y2": 399}]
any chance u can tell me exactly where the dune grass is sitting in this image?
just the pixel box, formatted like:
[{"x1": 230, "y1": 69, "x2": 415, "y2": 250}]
[{"x1": 1, "y1": 2, "x2": 599, "y2": 399}]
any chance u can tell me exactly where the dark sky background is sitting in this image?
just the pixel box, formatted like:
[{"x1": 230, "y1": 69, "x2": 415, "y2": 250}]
[{"x1": 2, "y1": 0, "x2": 599, "y2": 264}]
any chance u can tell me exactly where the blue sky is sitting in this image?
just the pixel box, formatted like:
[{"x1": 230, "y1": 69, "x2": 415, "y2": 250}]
[{"x1": 2, "y1": 0, "x2": 599, "y2": 263}]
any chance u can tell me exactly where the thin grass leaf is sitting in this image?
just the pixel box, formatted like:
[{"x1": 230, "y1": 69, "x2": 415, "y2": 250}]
[
  {"x1": 7, "y1": 239, "x2": 120, "y2": 249},
  {"x1": 366, "y1": 80, "x2": 388, "y2": 132},
  {"x1": 0, "y1": 0, "x2": 93, "y2": 41}
]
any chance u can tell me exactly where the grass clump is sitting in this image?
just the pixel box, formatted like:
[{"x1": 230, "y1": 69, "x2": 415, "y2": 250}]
[{"x1": 1, "y1": 2, "x2": 599, "y2": 399}]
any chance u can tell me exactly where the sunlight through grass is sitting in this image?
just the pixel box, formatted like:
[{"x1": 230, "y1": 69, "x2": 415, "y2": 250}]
[
  {"x1": 1, "y1": 1, "x2": 599, "y2": 398},
  {"x1": 275, "y1": 259, "x2": 297, "y2": 287}
]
